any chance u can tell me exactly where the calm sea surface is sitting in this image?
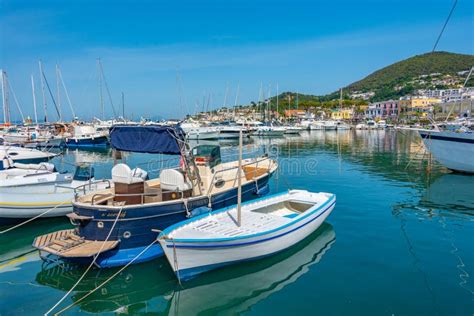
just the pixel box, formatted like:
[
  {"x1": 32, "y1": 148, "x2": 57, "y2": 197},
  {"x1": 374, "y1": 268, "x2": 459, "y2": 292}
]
[{"x1": 0, "y1": 130, "x2": 473, "y2": 315}]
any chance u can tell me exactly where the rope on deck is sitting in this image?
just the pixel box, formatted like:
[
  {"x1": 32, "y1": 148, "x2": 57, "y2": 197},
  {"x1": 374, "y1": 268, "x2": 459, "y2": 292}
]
[
  {"x1": 0, "y1": 201, "x2": 70, "y2": 234},
  {"x1": 54, "y1": 237, "x2": 161, "y2": 315},
  {"x1": 45, "y1": 207, "x2": 123, "y2": 316}
]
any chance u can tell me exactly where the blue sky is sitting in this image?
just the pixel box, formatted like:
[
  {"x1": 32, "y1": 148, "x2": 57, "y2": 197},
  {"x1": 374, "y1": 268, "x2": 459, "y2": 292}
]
[{"x1": 1, "y1": 0, "x2": 473, "y2": 121}]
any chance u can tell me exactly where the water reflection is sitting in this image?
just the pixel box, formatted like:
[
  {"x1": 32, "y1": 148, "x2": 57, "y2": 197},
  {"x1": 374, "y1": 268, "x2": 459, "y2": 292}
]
[{"x1": 35, "y1": 224, "x2": 335, "y2": 314}]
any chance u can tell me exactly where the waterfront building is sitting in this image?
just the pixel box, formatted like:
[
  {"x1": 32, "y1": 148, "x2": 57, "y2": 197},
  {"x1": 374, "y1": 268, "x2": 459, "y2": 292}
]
[
  {"x1": 331, "y1": 108, "x2": 354, "y2": 120},
  {"x1": 365, "y1": 100, "x2": 399, "y2": 119}
]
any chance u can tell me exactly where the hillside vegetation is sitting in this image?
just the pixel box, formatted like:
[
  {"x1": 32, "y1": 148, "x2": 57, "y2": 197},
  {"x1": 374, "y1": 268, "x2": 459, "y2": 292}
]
[{"x1": 346, "y1": 51, "x2": 474, "y2": 101}]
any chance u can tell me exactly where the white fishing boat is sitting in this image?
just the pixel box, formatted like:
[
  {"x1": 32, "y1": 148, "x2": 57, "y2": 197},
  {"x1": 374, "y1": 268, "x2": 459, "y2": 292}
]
[
  {"x1": 418, "y1": 129, "x2": 474, "y2": 173},
  {"x1": 159, "y1": 125, "x2": 335, "y2": 281},
  {"x1": 0, "y1": 164, "x2": 109, "y2": 225},
  {"x1": 159, "y1": 189, "x2": 336, "y2": 281},
  {"x1": 0, "y1": 145, "x2": 56, "y2": 170}
]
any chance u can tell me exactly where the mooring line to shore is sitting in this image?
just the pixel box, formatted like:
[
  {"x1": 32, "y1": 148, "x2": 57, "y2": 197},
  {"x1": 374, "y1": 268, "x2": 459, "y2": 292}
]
[
  {"x1": 0, "y1": 201, "x2": 70, "y2": 234},
  {"x1": 54, "y1": 238, "x2": 160, "y2": 315},
  {"x1": 45, "y1": 207, "x2": 123, "y2": 316}
]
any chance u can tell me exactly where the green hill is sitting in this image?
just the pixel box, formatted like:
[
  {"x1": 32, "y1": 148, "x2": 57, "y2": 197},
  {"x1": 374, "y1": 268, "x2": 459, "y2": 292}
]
[{"x1": 346, "y1": 51, "x2": 474, "y2": 101}]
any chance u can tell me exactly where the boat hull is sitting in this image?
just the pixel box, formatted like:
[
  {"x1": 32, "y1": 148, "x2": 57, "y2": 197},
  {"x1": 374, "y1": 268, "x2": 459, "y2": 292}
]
[
  {"x1": 65, "y1": 135, "x2": 109, "y2": 148},
  {"x1": 57, "y1": 173, "x2": 273, "y2": 267},
  {"x1": 419, "y1": 130, "x2": 474, "y2": 173},
  {"x1": 160, "y1": 192, "x2": 336, "y2": 280}
]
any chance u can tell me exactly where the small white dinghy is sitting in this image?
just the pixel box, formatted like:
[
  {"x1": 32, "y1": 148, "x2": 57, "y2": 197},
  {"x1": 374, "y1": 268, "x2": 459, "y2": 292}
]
[{"x1": 158, "y1": 190, "x2": 336, "y2": 281}]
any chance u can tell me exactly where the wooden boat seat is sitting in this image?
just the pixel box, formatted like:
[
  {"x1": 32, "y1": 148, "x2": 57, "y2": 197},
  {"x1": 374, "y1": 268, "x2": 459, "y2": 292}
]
[{"x1": 33, "y1": 229, "x2": 119, "y2": 258}]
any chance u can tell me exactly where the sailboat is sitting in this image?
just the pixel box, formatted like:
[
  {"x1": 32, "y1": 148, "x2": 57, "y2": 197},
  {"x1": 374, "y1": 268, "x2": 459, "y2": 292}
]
[{"x1": 158, "y1": 129, "x2": 336, "y2": 281}]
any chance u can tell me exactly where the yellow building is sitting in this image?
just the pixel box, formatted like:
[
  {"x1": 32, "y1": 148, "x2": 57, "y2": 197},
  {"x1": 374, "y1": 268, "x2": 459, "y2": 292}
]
[
  {"x1": 400, "y1": 97, "x2": 441, "y2": 108},
  {"x1": 331, "y1": 108, "x2": 354, "y2": 120}
]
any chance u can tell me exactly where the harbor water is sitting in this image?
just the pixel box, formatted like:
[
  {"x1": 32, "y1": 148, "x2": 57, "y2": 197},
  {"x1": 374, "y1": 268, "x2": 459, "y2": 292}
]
[{"x1": 0, "y1": 130, "x2": 472, "y2": 315}]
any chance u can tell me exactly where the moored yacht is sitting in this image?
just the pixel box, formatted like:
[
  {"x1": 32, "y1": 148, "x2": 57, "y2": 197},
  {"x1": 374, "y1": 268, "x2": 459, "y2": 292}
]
[
  {"x1": 419, "y1": 128, "x2": 474, "y2": 173},
  {"x1": 33, "y1": 125, "x2": 277, "y2": 267},
  {"x1": 0, "y1": 145, "x2": 56, "y2": 170}
]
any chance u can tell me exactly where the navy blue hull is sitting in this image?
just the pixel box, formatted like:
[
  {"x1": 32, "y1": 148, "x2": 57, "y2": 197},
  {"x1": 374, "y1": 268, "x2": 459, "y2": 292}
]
[
  {"x1": 65, "y1": 136, "x2": 109, "y2": 148},
  {"x1": 67, "y1": 174, "x2": 273, "y2": 267}
]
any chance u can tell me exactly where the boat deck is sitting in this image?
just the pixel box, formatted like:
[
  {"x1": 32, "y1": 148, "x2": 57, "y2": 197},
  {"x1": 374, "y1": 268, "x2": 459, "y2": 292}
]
[
  {"x1": 170, "y1": 208, "x2": 294, "y2": 240},
  {"x1": 164, "y1": 191, "x2": 332, "y2": 241},
  {"x1": 33, "y1": 229, "x2": 119, "y2": 258}
]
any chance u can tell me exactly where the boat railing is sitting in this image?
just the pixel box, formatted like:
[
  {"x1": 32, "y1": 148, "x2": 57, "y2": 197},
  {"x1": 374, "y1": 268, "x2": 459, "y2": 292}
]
[
  {"x1": 207, "y1": 155, "x2": 274, "y2": 196},
  {"x1": 71, "y1": 179, "x2": 113, "y2": 199}
]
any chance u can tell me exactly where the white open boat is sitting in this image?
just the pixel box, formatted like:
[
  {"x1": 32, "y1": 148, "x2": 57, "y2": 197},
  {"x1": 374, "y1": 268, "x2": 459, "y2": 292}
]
[
  {"x1": 158, "y1": 189, "x2": 336, "y2": 281},
  {"x1": 0, "y1": 163, "x2": 110, "y2": 225},
  {"x1": 0, "y1": 145, "x2": 57, "y2": 170}
]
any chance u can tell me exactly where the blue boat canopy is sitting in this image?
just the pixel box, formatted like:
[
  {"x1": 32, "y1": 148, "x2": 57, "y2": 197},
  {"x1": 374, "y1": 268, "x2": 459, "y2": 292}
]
[{"x1": 110, "y1": 125, "x2": 185, "y2": 155}]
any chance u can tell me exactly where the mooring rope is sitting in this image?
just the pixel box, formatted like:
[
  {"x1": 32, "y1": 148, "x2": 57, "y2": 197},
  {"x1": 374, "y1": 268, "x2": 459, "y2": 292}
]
[
  {"x1": 171, "y1": 237, "x2": 183, "y2": 287},
  {"x1": 45, "y1": 207, "x2": 123, "y2": 316},
  {"x1": 0, "y1": 201, "x2": 70, "y2": 234},
  {"x1": 54, "y1": 237, "x2": 160, "y2": 315}
]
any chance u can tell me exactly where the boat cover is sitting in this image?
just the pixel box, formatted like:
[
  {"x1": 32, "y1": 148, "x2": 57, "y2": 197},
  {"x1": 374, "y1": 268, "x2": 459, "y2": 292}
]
[{"x1": 110, "y1": 125, "x2": 185, "y2": 154}]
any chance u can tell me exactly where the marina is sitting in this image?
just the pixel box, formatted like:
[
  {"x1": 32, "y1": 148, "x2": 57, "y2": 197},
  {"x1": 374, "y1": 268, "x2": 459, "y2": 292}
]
[
  {"x1": 1, "y1": 0, "x2": 473, "y2": 315},
  {"x1": 0, "y1": 129, "x2": 472, "y2": 315}
]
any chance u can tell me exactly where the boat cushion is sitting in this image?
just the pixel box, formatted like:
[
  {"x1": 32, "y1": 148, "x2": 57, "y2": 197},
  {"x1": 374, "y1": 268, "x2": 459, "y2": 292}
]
[
  {"x1": 160, "y1": 168, "x2": 192, "y2": 191},
  {"x1": 112, "y1": 163, "x2": 147, "y2": 184}
]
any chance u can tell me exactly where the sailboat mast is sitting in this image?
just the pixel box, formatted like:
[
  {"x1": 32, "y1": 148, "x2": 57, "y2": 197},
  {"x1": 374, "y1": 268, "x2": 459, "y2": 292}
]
[
  {"x1": 237, "y1": 128, "x2": 243, "y2": 226},
  {"x1": 98, "y1": 59, "x2": 104, "y2": 120},
  {"x1": 31, "y1": 75, "x2": 38, "y2": 124},
  {"x1": 339, "y1": 88, "x2": 342, "y2": 109},
  {"x1": 56, "y1": 64, "x2": 62, "y2": 121},
  {"x1": 122, "y1": 92, "x2": 125, "y2": 120},
  {"x1": 38, "y1": 60, "x2": 47, "y2": 122},
  {"x1": 234, "y1": 82, "x2": 240, "y2": 117},
  {"x1": 276, "y1": 83, "x2": 279, "y2": 118},
  {"x1": 1, "y1": 70, "x2": 10, "y2": 124}
]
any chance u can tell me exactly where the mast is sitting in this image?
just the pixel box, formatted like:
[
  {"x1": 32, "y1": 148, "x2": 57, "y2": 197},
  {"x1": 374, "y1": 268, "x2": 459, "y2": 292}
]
[
  {"x1": 31, "y1": 75, "x2": 38, "y2": 124},
  {"x1": 276, "y1": 83, "x2": 279, "y2": 119},
  {"x1": 122, "y1": 92, "x2": 125, "y2": 120},
  {"x1": 98, "y1": 58, "x2": 104, "y2": 120},
  {"x1": 38, "y1": 60, "x2": 47, "y2": 122},
  {"x1": 58, "y1": 67, "x2": 76, "y2": 120},
  {"x1": 339, "y1": 88, "x2": 342, "y2": 109},
  {"x1": 1, "y1": 70, "x2": 10, "y2": 124},
  {"x1": 234, "y1": 82, "x2": 240, "y2": 117},
  {"x1": 237, "y1": 128, "x2": 243, "y2": 226},
  {"x1": 56, "y1": 64, "x2": 62, "y2": 121}
]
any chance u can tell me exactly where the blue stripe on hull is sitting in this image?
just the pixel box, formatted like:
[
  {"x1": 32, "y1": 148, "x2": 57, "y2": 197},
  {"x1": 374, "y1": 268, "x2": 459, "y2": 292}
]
[
  {"x1": 419, "y1": 132, "x2": 474, "y2": 144},
  {"x1": 66, "y1": 174, "x2": 273, "y2": 267}
]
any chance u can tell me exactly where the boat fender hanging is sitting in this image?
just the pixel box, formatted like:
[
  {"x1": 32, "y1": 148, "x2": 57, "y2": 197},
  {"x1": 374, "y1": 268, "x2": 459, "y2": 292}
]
[
  {"x1": 256, "y1": 183, "x2": 270, "y2": 196},
  {"x1": 188, "y1": 206, "x2": 212, "y2": 218}
]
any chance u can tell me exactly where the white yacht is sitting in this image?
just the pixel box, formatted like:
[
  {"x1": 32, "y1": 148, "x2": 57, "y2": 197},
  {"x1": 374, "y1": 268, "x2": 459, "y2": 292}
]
[
  {"x1": 419, "y1": 129, "x2": 474, "y2": 173},
  {"x1": 181, "y1": 122, "x2": 220, "y2": 140}
]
